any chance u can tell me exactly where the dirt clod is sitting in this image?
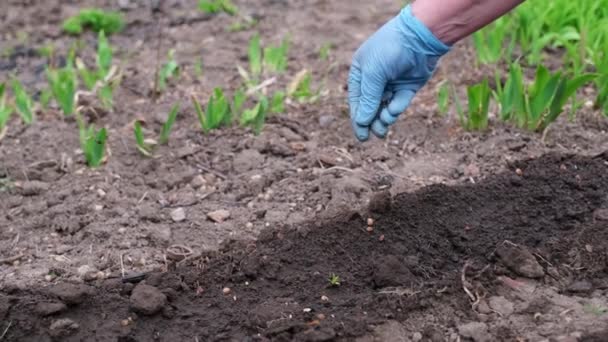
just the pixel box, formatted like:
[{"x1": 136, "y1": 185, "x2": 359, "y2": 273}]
[
  {"x1": 208, "y1": 209, "x2": 231, "y2": 223},
  {"x1": 34, "y1": 302, "x2": 67, "y2": 316},
  {"x1": 488, "y1": 296, "x2": 514, "y2": 317},
  {"x1": 49, "y1": 318, "x2": 79, "y2": 337},
  {"x1": 21, "y1": 180, "x2": 50, "y2": 196},
  {"x1": 458, "y1": 322, "x2": 490, "y2": 342},
  {"x1": 48, "y1": 283, "x2": 92, "y2": 305},
  {"x1": 496, "y1": 243, "x2": 545, "y2": 278},
  {"x1": 130, "y1": 284, "x2": 167, "y2": 315}
]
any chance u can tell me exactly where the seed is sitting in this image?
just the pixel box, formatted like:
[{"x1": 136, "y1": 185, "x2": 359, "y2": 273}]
[
  {"x1": 515, "y1": 168, "x2": 523, "y2": 176},
  {"x1": 379, "y1": 234, "x2": 385, "y2": 242},
  {"x1": 317, "y1": 313, "x2": 326, "y2": 320},
  {"x1": 366, "y1": 226, "x2": 374, "y2": 233},
  {"x1": 321, "y1": 295, "x2": 329, "y2": 301},
  {"x1": 367, "y1": 218, "x2": 374, "y2": 226},
  {"x1": 222, "y1": 287, "x2": 231, "y2": 295}
]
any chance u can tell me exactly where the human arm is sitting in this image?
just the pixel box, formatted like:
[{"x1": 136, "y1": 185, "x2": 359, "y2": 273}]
[{"x1": 348, "y1": 0, "x2": 525, "y2": 142}]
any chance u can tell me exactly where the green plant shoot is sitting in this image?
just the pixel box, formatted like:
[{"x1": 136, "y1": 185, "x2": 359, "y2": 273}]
[
  {"x1": 232, "y1": 89, "x2": 246, "y2": 117},
  {"x1": 270, "y1": 91, "x2": 285, "y2": 113},
  {"x1": 437, "y1": 81, "x2": 450, "y2": 115},
  {"x1": 158, "y1": 50, "x2": 180, "y2": 92},
  {"x1": 11, "y1": 79, "x2": 34, "y2": 124},
  {"x1": 248, "y1": 34, "x2": 262, "y2": 77},
  {"x1": 77, "y1": 113, "x2": 107, "y2": 167},
  {"x1": 193, "y1": 88, "x2": 231, "y2": 132},
  {"x1": 63, "y1": 9, "x2": 124, "y2": 35},
  {"x1": 240, "y1": 96, "x2": 268, "y2": 135},
  {"x1": 0, "y1": 83, "x2": 12, "y2": 135},
  {"x1": 264, "y1": 38, "x2": 289, "y2": 73},
  {"x1": 47, "y1": 64, "x2": 78, "y2": 116},
  {"x1": 328, "y1": 274, "x2": 341, "y2": 287},
  {"x1": 319, "y1": 42, "x2": 332, "y2": 61},
  {"x1": 198, "y1": 0, "x2": 238, "y2": 15},
  {"x1": 134, "y1": 121, "x2": 152, "y2": 156},
  {"x1": 159, "y1": 104, "x2": 180, "y2": 145}
]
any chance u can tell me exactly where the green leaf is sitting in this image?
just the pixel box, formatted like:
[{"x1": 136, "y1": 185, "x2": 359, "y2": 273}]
[
  {"x1": 159, "y1": 104, "x2": 179, "y2": 145},
  {"x1": 11, "y1": 79, "x2": 33, "y2": 124},
  {"x1": 97, "y1": 30, "x2": 112, "y2": 75},
  {"x1": 437, "y1": 81, "x2": 450, "y2": 115},
  {"x1": 248, "y1": 33, "x2": 262, "y2": 76},
  {"x1": 240, "y1": 96, "x2": 268, "y2": 135},
  {"x1": 270, "y1": 91, "x2": 285, "y2": 114},
  {"x1": 0, "y1": 83, "x2": 12, "y2": 130},
  {"x1": 232, "y1": 88, "x2": 246, "y2": 117},
  {"x1": 192, "y1": 95, "x2": 208, "y2": 132},
  {"x1": 83, "y1": 126, "x2": 107, "y2": 167},
  {"x1": 134, "y1": 121, "x2": 152, "y2": 156},
  {"x1": 158, "y1": 50, "x2": 179, "y2": 92},
  {"x1": 47, "y1": 65, "x2": 78, "y2": 116},
  {"x1": 62, "y1": 9, "x2": 124, "y2": 35},
  {"x1": 264, "y1": 38, "x2": 289, "y2": 73},
  {"x1": 319, "y1": 42, "x2": 332, "y2": 61}
]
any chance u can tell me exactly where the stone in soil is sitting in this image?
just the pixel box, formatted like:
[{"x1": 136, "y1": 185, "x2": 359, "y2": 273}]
[
  {"x1": 21, "y1": 180, "x2": 50, "y2": 196},
  {"x1": 49, "y1": 318, "x2": 79, "y2": 337},
  {"x1": 170, "y1": 208, "x2": 186, "y2": 222},
  {"x1": 130, "y1": 284, "x2": 167, "y2": 315},
  {"x1": 488, "y1": 296, "x2": 514, "y2": 317}
]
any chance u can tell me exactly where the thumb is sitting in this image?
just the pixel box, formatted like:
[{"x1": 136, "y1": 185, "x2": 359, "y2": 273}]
[
  {"x1": 355, "y1": 72, "x2": 387, "y2": 127},
  {"x1": 379, "y1": 89, "x2": 416, "y2": 125}
]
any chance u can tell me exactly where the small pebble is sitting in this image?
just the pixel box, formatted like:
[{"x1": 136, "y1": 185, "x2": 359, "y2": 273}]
[
  {"x1": 515, "y1": 168, "x2": 523, "y2": 176},
  {"x1": 303, "y1": 308, "x2": 312, "y2": 313},
  {"x1": 118, "y1": 227, "x2": 127, "y2": 234},
  {"x1": 97, "y1": 189, "x2": 106, "y2": 197},
  {"x1": 245, "y1": 222, "x2": 254, "y2": 229},
  {"x1": 321, "y1": 295, "x2": 329, "y2": 301},
  {"x1": 379, "y1": 235, "x2": 385, "y2": 242},
  {"x1": 317, "y1": 313, "x2": 326, "y2": 320},
  {"x1": 367, "y1": 218, "x2": 374, "y2": 226},
  {"x1": 222, "y1": 287, "x2": 231, "y2": 295},
  {"x1": 366, "y1": 226, "x2": 374, "y2": 233}
]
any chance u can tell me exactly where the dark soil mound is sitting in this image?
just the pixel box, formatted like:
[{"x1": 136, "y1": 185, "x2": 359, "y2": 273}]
[{"x1": 3, "y1": 153, "x2": 608, "y2": 341}]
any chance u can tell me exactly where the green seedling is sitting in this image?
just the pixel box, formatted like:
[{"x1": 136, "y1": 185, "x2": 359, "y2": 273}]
[
  {"x1": 264, "y1": 38, "x2": 289, "y2": 73},
  {"x1": 11, "y1": 79, "x2": 34, "y2": 124},
  {"x1": 288, "y1": 70, "x2": 318, "y2": 103},
  {"x1": 193, "y1": 88, "x2": 231, "y2": 132},
  {"x1": 0, "y1": 177, "x2": 14, "y2": 192},
  {"x1": 328, "y1": 274, "x2": 341, "y2": 287},
  {"x1": 437, "y1": 81, "x2": 450, "y2": 115},
  {"x1": 228, "y1": 17, "x2": 258, "y2": 32},
  {"x1": 455, "y1": 79, "x2": 491, "y2": 131},
  {"x1": 47, "y1": 64, "x2": 78, "y2": 116},
  {"x1": 240, "y1": 96, "x2": 268, "y2": 135},
  {"x1": 199, "y1": 0, "x2": 238, "y2": 15},
  {"x1": 39, "y1": 89, "x2": 53, "y2": 110},
  {"x1": 270, "y1": 91, "x2": 286, "y2": 114},
  {"x1": 76, "y1": 113, "x2": 107, "y2": 167},
  {"x1": 472, "y1": 17, "x2": 514, "y2": 64},
  {"x1": 584, "y1": 304, "x2": 608, "y2": 316},
  {"x1": 63, "y1": 8, "x2": 124, "y2": 35},
  {"x1": 525, "y1": 65, "x2": 595, "y2": 131},
  {"x1": 134, "y1": 121, "x2": 153, "y2": 157},
  {"x1": 159, "y1": 104, "x2": 180, "y2": 145},
  {"x1": 158, "y1": 50, "x2": 180, "y2": 92},
  {"x1": 0, "y1": 83, "x2": 13, "y2": 137},
  {"x1": 248, "y1": 33, "x2": 262, "y2": 77},
  {"x1": 319, "y1": 42, "x2": 332, "y2": 61},
  {"x1": 232, "y1": 88, "x2": 246, "y2": 117}
]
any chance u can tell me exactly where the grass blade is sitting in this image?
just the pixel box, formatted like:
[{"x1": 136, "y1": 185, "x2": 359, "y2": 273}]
[{"x1": 159, "y1": 104, "x2": 179, "y2": 145}]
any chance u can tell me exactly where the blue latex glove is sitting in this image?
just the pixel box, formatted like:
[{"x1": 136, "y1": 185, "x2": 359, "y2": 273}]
[{"x1": 348, "y1": 5, "x2": 451, "y2": 141}]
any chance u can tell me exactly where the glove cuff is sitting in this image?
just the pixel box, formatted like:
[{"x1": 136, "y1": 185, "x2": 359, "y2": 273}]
[{"x1": 399, "y1": 5, "x2": 451, "y2": 56}]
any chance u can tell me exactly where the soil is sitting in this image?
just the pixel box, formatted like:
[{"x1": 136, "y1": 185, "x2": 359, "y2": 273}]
[{"x1": 2, "y1": 0, "x2": 608, "y2": 341}]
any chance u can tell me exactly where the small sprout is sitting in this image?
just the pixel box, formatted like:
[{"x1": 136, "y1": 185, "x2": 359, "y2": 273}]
[
  {"x1": 63, "y1": 8, "x2": 125, "y2": 35},
  {"x1": 47, "y1": 63, "x2": 78, "y2": 116},
  {"x1": 455, "y1": 78, "x2": 491, "y2": 131},
  {"x1": 157, "y1": 50, "x2": 180, "y2": 92},
  {"x1": 248, "y1": 33, "x2": 262, "y2": 77},
  {"x1": 232, "y1": 88, "x2": 246, "y2": 117},
  {"x1": 263, "y1": 38, "x2": 289, "y2": 73},
  {"x1": 0, "y1": 83, "x2": 12, "y2": 137},
  {"x1": 199, "y1": 0, "x2": 238, "y2": 15},
  {"x1": 78, "y1": 120, "x2": 107, "y2": 167},
  {"x1": 319, "y1": 42, "x2": 332, "y2": 61},
  {"x1": 288, "y1": 70, "x2": 318, "y2": 103},
  {"x1": 159, "y1": 104, "x2": 180, "y2": 145},
  {"x1": 193, "y1": 88, "x2": 231, "y2": 133},
  {"x1": 437, "y1": 81, "x2": 450, "y2": 115},
  {"x1": 11, "y1": 79, "x2": 34, "y2": 124},
  {"x1": 240, "y1": 96, "x2": 268, "y2": 135},
  {"x1": 270, "y1": 91, "x2": 285, "y2": 114},
  {"x1": 328, "y1": 274, "x2": 341, "y2": 287},
  {"x1": 134, "y1": 121, "x2": 152, "y2": 157}
]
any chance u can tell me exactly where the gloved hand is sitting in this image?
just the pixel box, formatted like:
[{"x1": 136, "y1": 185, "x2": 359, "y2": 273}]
[{"x1": 348, "y1": 5, "x2": 450, "y2": 141}]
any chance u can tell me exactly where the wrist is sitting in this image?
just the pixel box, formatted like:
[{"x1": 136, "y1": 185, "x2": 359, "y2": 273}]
[{"x1": 399, "y1": 5, "x2": 451, "y2": 56}]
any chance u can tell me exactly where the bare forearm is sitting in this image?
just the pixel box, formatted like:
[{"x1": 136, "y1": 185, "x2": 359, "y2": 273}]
[{"x1": 411, "y1": 0, "x2": 525, "y2": 45}]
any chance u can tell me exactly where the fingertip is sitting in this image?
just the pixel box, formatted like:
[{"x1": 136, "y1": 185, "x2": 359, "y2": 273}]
[
  {"x1": 371, "y1": 119, "x2": 388, "y2": 139},
  {"x1": 379, "y1": 107, "x2": 398, "y2": 126},
  {"x1": 352, "y1": 123, "x2": 370, "y2": 142},
  {"x1": 387, "y1": 90, "x2": 416, "y2": 115}
]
